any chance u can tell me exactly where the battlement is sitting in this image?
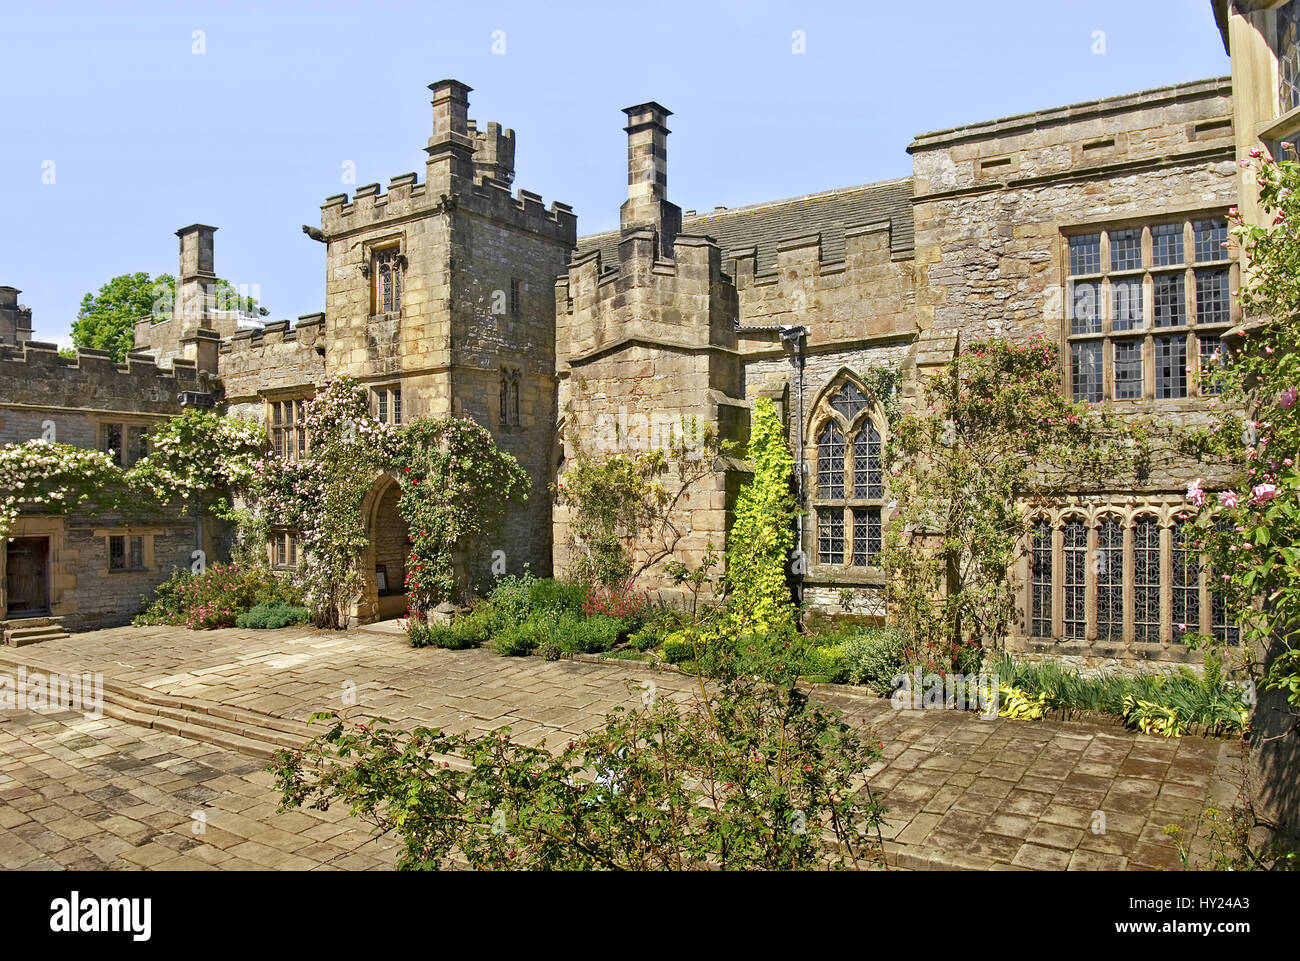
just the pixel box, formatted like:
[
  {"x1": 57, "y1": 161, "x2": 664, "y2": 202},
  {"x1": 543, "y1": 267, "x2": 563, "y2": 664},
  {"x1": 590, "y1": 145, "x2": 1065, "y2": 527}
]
[
  {"x1": 557, "y1": 231, "x2": 737, "y2": 365},
  {"x1": 218, "y1": 314, "x2": 326, "y2": 402},
  {"x1": 318, "y1": 81, "x2": 575, "y2": 246},
  {"x1": 0, "y1": 341, "x2": 217, "y2": 414}
]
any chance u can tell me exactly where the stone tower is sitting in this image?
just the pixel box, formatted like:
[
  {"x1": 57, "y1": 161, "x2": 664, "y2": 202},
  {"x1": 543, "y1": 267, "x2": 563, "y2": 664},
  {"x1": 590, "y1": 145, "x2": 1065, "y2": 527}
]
[{"x1": 317, "y1": 79, "x2": 577, "y2": 586}]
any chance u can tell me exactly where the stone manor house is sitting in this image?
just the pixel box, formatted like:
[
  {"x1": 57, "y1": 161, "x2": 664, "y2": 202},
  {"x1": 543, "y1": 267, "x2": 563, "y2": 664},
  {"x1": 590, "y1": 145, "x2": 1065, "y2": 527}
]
[{"x1": 0, "y1": 4, "x2": 1290, "y2": 668}]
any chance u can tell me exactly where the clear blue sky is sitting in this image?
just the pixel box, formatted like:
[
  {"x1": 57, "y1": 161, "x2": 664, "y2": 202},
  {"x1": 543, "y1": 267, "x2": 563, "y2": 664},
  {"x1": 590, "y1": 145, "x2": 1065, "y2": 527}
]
[{"x1": 0, "y1": 0, "x2": 1230, "y2": 346}]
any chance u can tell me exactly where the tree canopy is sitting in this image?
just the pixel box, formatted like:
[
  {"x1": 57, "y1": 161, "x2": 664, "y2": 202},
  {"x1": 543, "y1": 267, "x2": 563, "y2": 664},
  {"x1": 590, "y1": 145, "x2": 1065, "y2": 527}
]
[{"x1": 71, "y1": 272, "x2": 267, "y2": 361}]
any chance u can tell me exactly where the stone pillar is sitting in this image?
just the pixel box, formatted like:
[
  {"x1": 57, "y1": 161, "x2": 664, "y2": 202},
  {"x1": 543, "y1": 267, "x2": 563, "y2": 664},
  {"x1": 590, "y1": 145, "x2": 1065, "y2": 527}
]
[{"x1": 620, "y1": 102, "x2": 682, "y2": 258}]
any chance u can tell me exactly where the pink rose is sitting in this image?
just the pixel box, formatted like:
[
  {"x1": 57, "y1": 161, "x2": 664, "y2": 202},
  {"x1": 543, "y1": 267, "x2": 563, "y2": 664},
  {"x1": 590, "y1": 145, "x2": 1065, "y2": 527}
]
[
  {"x1": 1251, "y1": 483, "x2": 1279, "y2": 506},
  {"x1": 1280, "y1": 386, "x2": 1298, "y2": 410},
  {"x1": 1186, "y1": 478, "x2": 1206, "y2": 507},
  {"x1": 1219, "y1": 490, "x2": 1238, "y2": 509}
]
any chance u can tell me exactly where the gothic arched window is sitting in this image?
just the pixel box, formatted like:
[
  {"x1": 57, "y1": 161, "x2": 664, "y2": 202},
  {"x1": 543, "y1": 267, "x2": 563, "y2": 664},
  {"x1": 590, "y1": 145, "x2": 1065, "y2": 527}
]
[
  {"x1": 374, "y1": 246, "x2": 403, "y2": 314},
  {"x1": 811, "y1": 380, "x2": 887, "y2": 568}
]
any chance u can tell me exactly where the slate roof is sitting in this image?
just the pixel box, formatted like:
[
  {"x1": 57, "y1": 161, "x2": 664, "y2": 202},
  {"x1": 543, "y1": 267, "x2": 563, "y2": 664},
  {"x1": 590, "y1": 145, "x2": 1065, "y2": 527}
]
[{"x1": 575, "y1": 177, "x2": 915, "y2": 273}]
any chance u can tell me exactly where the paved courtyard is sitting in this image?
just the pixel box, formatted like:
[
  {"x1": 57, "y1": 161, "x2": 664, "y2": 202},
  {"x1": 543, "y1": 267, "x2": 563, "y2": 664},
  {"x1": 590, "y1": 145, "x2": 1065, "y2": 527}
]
[{"x1": 0, "y1": 623, "x2": 1246, "y2": 870}]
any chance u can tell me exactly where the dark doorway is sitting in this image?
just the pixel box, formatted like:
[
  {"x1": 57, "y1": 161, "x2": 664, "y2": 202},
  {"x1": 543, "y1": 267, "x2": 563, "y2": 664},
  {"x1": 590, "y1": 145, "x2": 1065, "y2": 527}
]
[{"x1": 5, "y1": 537, "x2": 50, "y2": 618}]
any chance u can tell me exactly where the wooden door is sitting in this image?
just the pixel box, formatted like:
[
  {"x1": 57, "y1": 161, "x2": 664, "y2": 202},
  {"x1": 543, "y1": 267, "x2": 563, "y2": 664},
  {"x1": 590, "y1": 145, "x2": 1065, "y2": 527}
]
[{"x1": 5, "y1": 537, "x2": 49, "y2": 617}]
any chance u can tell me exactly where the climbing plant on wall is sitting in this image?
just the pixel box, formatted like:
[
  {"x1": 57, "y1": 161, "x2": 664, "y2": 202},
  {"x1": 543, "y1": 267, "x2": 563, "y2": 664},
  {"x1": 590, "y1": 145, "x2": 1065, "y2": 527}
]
[
  {"x1": 390, "y1": 417, "x2": 530, "y2": 608},
  {"x1": 721, "y1": 396, "x2": 796, "y2": 633},
  {"x1": 881, "y1": 336, "x2": 1165, "y2": 670}
]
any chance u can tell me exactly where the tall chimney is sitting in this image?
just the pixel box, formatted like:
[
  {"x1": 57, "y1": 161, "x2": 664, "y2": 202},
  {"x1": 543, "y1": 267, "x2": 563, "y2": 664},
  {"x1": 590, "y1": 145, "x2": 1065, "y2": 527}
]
[
  {"x1": 426, "y1": 79, "x2": 475, "y2": 191},
  {"x1": 620, "y1": 102, "x2": 681, "y2": 258},
  {"x1": 173, "y1": 224, "x2": 217, "y2": 330}
]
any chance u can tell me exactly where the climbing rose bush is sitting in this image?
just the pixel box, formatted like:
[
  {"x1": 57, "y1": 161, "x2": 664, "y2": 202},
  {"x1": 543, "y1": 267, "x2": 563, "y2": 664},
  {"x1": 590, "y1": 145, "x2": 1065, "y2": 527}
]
[{"x1": 0, "y1": 441, "x2": 122, "y2": 536}]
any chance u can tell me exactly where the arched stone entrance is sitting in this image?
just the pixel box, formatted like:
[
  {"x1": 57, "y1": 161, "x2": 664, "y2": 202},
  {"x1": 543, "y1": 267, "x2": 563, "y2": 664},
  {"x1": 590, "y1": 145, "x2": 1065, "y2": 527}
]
[{"x1": 353, "y1": 473, "x2": 411, "y2": 624}]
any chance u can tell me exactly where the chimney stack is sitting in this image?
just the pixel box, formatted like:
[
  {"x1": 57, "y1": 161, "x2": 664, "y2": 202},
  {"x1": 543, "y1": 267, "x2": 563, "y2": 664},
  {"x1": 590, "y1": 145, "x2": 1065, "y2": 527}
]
[
  {"x1": 173, "y1": 224, "x2": 218, "y2": 330},
  {"x1": 620, "y1": 102, "x2": 681, "y2": 258},
  {"x1": 0, "y1": 286, "x2": 33, "y2": 348}
]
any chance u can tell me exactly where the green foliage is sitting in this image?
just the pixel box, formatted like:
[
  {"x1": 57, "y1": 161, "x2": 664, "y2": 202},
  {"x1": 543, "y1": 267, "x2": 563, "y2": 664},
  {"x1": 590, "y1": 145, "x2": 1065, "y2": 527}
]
[
  {"x1": 131, "y1": 407, "x2": 266, "y2": 511},
  {"x1": 272, "y1": 670, "x2": 886, "y2": 870},
  {"x1": 1180, "y1": 148, "x2": 1300, "y2": 726},
  {"x1": 883, "y1": 336, "x2": 1162, "y2": 671},
  {"x1": 841, "y1": 628, "x2": 908, "y2": 694},
  {"x1": 494, "y1": 620, "x2": 548, "y2": 657},
  {"x1": 392, "y1": 418, "x2": 530, "y2": 606},
  {"x1": 989, "y1": 653, "x2": 1249, "y2": 736},
  {"x1": 555, "y1": 418, "x2": 730, "y2": 587},
  {"x1": 72, "y1": 272, "x2": 265, "y2": 362},
  {"x1": 135, "y1": 563, "x2": 303, "y2": 630},
  {"x1": 235, "y1": 600, "x2": 310, "y2": 630},
  {"x1": 722, "y1": 396, "x2": 796, "y2": 634}
]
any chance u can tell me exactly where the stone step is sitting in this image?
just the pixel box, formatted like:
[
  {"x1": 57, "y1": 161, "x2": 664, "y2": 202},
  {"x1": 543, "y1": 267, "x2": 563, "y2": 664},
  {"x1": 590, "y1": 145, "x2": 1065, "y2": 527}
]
[
  {"x1": 6, "y1": 625, "x2": 70, "y2": 647},
  {"x1": 100, "y1": 701, "x2": 280, "y2": 761}
]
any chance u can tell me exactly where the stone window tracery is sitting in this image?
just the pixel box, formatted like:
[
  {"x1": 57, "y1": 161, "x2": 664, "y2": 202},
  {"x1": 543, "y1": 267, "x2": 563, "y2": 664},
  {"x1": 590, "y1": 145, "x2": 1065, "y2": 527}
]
[
  {"x1": 372, "y1": 245, "x2": 404, "y2": 314},
  {"x1": 811, "y1": 379, "x2": 887, "y2": 568},
  {"x1": 1022, "y1": 504, "x2": 1239, "y2": 649}
]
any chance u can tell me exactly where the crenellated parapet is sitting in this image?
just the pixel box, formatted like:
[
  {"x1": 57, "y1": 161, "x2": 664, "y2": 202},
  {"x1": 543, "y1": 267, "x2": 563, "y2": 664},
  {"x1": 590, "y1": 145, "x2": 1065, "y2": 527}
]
[
  {"x1": 557, "y1": 231, "x2": 738, "y2": 367},
  {"x1": 218, "y1": 314, "x2": 327, "y2": 402},
  {"x1": 731, "y1": 219, "x2": 918, "y2": 351},
  {"x1": 0, "y1": 341, "x2": 217, "y2": 413},
  {"x1": 319, "y1": 169, "x2": 575, "y2": 245}
]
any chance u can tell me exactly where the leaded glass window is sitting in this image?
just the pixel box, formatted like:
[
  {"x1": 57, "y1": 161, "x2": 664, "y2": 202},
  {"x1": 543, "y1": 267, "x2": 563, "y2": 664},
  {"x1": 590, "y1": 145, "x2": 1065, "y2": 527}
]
[
  {"x1": 1071, "y1": 342, "x2": 1102, "y2": 402},
  {"x1": 1114, "y1": 341, "x2": 1143, "y2": 400},
  {"x1": 1156, "y1": 336, "x2": 1188, "y2": 399},
  {"x1": 829, "y1": 382, "x2": 869, "y2": 420},
  {"x1": 853, "y1": 423, "x2": 882, "y2": 498},
  {"x1": 375, "y1": 247, "x2": 402, "y2": 313},
  {"x1": 1194, "y1": 218, "x2": 1228, "y2": 263},
  {"x1": 1153, "y1": 273, "x2": 1185, "y2": 327},
  {"x1": 1134, "y1": 517, "x2": 1162, "y2": 643},
  {"x1": 1152, "y1": 222, "x2": 1183, "y2": 267},
  {"x1": 1172, "y1": 522, "x2": 1200, "y2": 642},
  {"x1": 1281, "y1": 0, "x2": 1300, "y2": 113},
  {"x1": 1096, "y1": 518, "x2": 1124, "y2": 641},
  {"x1": 1196, "y1": 268, "x2": 1230, "y2": 326},
  {"x1": 1063, "y1": 519, "x2": 1088, "y2": 639},
  {"x1": 817, "y1": 508, "x2": 844, "y2": 565},
  {"x1": 1069, "y1": 234, "x2": 1101, "y2": 275},
  {"x1": 1211, "y1": 517, "x2": 1241, "y2": 645},
  {"x1": 1199, "y1": 335, "x2": 1226, "y2": 396},
  {"x1": 1071, "y1": 281, "x2": 1101, "y2": 334},
  {"x1": 1112, "y1": 277, "x2": 1143, "y2": 331},
  {"x1": 1031, "y1": 520, "x2": 1052, "y2": 638},
  {"x1": 1110, "y1": 229, "x2": 1141, "y2": 271},
  {"x1": 817, "y1": 423, "x2": 845, "y2": 498},
  {"x1": 852, "y1": 508, "x2": 881, "y2": 566}
]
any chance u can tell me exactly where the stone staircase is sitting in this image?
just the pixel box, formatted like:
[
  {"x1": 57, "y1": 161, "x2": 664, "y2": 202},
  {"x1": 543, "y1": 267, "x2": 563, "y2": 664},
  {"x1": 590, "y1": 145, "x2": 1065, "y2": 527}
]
[{"x1": 2, "y1": 616, "x2": 70, "y2": 647}]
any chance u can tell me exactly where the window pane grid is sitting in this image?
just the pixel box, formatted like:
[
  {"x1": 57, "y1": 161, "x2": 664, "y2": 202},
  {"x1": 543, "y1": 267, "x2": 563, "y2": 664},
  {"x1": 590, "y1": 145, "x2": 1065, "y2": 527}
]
[
  {"x1": 1063, "y1": 520, "x2": 1087, "y2": 639},
  {"x1": 1172, "y1": 523, "x2": 1199, "y2": 643},
  {"x1": 1111, "y1": 278, "x2": 1143, "y2": 331},
  {"x1": 852, "y1": 424, "x2": 882, "y2": 498},
  {"x1": 817, "y1": 424, "x2": 845, "y2": 499},
  {"x1": 1114, "y1": 340, "x2": 1143, "y2": 400},
  {"x1": 1069, "y1": 234, "x2": 1101, "y2": 275},
  {"x1": 1152, "y1": 223, "x2": 1184, "y2": 267},
  {"x1": 1194, "y1": 218, "x2": 1228, "y2": 263},
  {"x1": 1071, "y1": 281, "x2": 1101, "y2": 334},
  {"x1": 1155, "y1": 336, "x2": 1188, "y2": 399},
  {"x1": 1153, "y1": 273, "x2": 1185, "y2": 328},
  {"x1": 1109, "y1": 229, "x2": 1141, "y2": 271},
  {"x1": 1096, "y1": 519, "x2": 1124, "y2": 641},
  {"x1": 852, "y1": 508, "x2": 881, "y2": 566},
  {"x1": 1133, "y1": 518, "x2": 1162, "y2": 643},
  {"x1": 1031, "y1": 521, "x2": 1052, "y2": 638},
  {"x1": 1195, "y1": 268, "x2": 1230, "y2": 326},
  {"x1": 817, "y1": 509, "x2": 844, "y2": 565},
  {"x1": 1071, "y1": 342, "x2": 1102, "y2": 403}
]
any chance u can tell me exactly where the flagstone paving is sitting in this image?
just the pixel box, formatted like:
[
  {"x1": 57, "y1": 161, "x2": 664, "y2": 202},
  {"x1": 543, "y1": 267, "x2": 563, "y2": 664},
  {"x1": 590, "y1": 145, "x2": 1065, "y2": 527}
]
[{"x1": 0, "y1": 623, "x2": 1247, "y2": 870}]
